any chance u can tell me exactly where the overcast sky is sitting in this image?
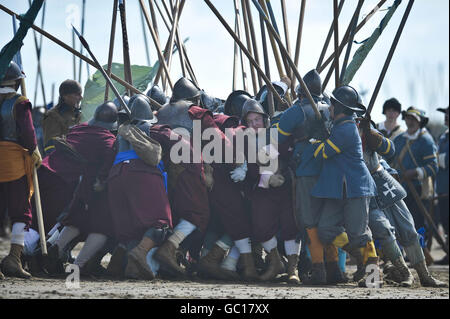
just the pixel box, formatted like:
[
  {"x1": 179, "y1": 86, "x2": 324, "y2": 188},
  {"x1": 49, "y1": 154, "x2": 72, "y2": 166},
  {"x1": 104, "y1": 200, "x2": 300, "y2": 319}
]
[{"x1": 0, "y1": 0, "x2": 448, "y2": 125}]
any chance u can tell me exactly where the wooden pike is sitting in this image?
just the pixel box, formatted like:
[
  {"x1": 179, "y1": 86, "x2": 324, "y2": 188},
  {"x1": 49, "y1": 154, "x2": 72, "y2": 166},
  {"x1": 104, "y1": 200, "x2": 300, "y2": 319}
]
[
  {"x1": 154, "y1": 0, "x2": 198, "y2": 86},
  {"x1": 318, "y1": 0, "x2": 388, "y2": 73},
  {"x1": 234, "y1": 0, "x2": 249, "y2": 92},
  {"x1": 366, "y1": 0, "x2": 414, "y2": 117},
  {"x1": 258, "y1": 0, "x2": 286, "y2": 79},
  {"x1": 118, "y1": 0, "x2": 133, "y2": 94},
  {"x1": 138, "y1": 0, "x2": 174, "y2": 90},
  {"x1": 153, "y1": 0, "x2": 184, "y2": 87},
  {"x1": 241, "y1": 0, "x2": 259, "y2": 95},
  {"x1": 259, "y1": 13, "x2": 275, "y2": 116},
  {"x1": 104, "y1": 0, "x2": 119, "y2": 102},
  {"x1": 251, "y1": 0, "x2": 321, "y2": 118},
  {"x1": 203, "y1": 0, "x2": 286, "y2": 110},
  {"x1": 243, "y1": 0, "x2": 263, "y2": 89},
  {"x1": 316, "y1": 0, "x2": 345, "y2": 71},
  {"x1": 339, "y1": 0, "x2": 364, "y2": 84},
  {"x1": 332, "y1": 0, "x2": 340, "y2": 88}
]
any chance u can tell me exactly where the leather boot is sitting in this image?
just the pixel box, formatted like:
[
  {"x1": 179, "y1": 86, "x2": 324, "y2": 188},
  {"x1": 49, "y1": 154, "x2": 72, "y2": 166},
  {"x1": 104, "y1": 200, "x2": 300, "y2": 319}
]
[
  {"x1": 259, "y1": 248, "x2": 284, "y2": 282},
  {"x1": 326, "y1": 261, "x2": 348, "y2": 284},
  {"x1": 154, "y1": 240, "x2": 186, "y2": 277},
  {"x1": 106, "y1": 245, "x2": 127, "y2": 278},
  {"x1": 390, "y1": 257, "x2": 414, "y2": 287},
  {"x1": 305, "y1": 263, "x2": 327, "y2": 285},
  {"x1": 286, "y1": 254, "x2": 300, "y2": 285},
  {"x1": 127, "y1": 237, "x2": 156, "y2": 280},
  {"x1": 252, "y1": 243, "x2": 266, "y2": 271},
  {"x1": 343, "y1": 246, "x2": 365, "y2": 282},
  {"x1": 197, "y1": 244, "x2": 227, "y2": 279},
  {"x1": 1, "y1": 244, "x2": 32, "y2": 279},
  {"x1": 413, "y1": 261, "x2": 448, "y2": 288},
  {"x1": 239, "y1": 253, "x2": 259, "y2": 281},
  {"x1": 43, "y1": 244, "x2": 65, "y2": 275}
]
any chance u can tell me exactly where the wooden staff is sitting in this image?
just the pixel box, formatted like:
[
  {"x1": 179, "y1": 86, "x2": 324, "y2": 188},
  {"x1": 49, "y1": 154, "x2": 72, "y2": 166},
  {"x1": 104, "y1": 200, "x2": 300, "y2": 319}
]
[
  {"x1": 258, "y1": 0, "x2": 286, "y2": 79},
  {"x1": 118, "y1": 0, "x2": 133, "y2": 94},
  {"x1": 0, "y1": 3, "x2": 164, "y2": 108},
  {"x1": 241, "y1": 0, "x2": 259, "y2": 95},
  {"x1": 398, "y1": 161, "x2": 448, "y2": 255},
  {"x1": 154, "y1": 0, "x2": 197, "y2": 86},
  {"x1": 251, "y1": 0, "x2": 321, "y2": 118},
  {"x1": 77, "y1": 0, "x2": 86, "y2": 83},
  {"x1": 104, "y1": 0, "x2": 119, "y2": 102},
  {"x1": 366, "y1": 0, "x2": 414, "y2": 117},
  {"x1": 340, "y1": 0, "x2": 364, "y2": 84},
  {"x1": 232, "y1": 18, "x2": 239, "y2": 91},
  {"x1": 318, "y1": 0, "x2": 387, "y2": 73},
  {"x1": 244, "y1": 0, "x2": 263, "y2": 89},
  {"x1": 234, "y1": 0, "x2": 249, "y2": 92},
  {"x1": 138, "y1": 0, "x2": 173, "y2": 91},
  {"x1": 316, "y1": 0, "x2": 345, "y2": 71},
  {"x1": 280, "y1": 0, "x2": 294, "y2": 97},
  {"x1": 332, "y1": 0, "x2": 340, "y2": 88},
  {"x1": 203, "y1": 0, "x2": 286, "y2": 109},
  {"x1": 153, "y1": 0, "x2": 184, "y2": 87},
  {"x1": 259, "y1": 13, "x2": 275, "y2": 116},
  {"x1": 140, "y1": 8, "x2": 151, "y2": 66},
  {"x1": 321, "y1": 0, "x2": 372, "y2": 91}
]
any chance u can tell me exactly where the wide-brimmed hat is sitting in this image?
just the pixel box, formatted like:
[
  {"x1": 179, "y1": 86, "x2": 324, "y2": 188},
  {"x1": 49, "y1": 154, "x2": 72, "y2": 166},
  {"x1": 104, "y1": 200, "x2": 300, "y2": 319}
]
[{"x1": 402, "y1": 106, "x2": 429, "y2": 128}]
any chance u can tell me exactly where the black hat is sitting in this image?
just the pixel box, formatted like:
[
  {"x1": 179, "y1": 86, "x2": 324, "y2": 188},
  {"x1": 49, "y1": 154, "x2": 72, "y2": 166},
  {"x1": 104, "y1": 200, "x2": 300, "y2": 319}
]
[{"x1": 382, "y1": 98, "x2": 402, "y2": 114}]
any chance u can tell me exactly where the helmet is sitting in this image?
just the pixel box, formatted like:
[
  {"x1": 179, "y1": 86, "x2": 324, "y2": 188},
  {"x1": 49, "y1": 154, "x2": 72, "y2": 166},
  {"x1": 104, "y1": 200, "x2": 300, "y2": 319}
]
[
  {"x1": 170, "y1": 77, "x2": 202, "y2": 103},
  {"x1": 146, "y1": 84, "x2": 168, "y2": 109},
  {"x1": 88, "y1": 101, "x2": 118, "y2": 131},
  {"x1": 224, "y1": 90, "x2": 252, "y2": 117},
  {"x1": 330, "y1": 85, "x2": 366, "y2": 115},
  {"x1": 113, "y1": 94, "x2": 130, "y2": 110},
  {"x1": 256, "y1": 81, "x2": 289, "y2": 113},
  {"x1": 128, "y1": 94, "x2": 157, "y2": 124},
  {"x1": 296, "y1": 69, "x2": 322, "y2": 98},
  {"x1": 241, "y1": 99, "x2": 269, "y2": 127},
  {"x1": 0, "y1": 61, "x2": 25, "y2": 86}
]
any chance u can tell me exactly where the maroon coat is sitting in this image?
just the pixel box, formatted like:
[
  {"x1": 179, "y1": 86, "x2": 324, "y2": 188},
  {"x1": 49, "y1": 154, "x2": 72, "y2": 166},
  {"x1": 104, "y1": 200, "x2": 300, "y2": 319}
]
[
  {"x1": 150, "y1": 124, "x2": 210, "y2": 233},
  {"x1": 62, "y1": 124, "x2": 117, "y2": 236},
  {"x1": 108, "y1": 158, "x2": 172, "y2": 243},
  {"x1": 0, "y1": 98, "x2": 37, "y2": 228}
]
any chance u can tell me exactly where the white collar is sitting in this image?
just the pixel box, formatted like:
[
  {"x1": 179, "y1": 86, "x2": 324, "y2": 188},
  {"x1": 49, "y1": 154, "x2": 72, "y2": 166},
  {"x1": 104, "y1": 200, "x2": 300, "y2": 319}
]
[
  {"x1": 0, "y1": 87, "x2": 17, "y2": 94},
  {"x1": 404, "y1": 128, "x2": 424, "y2": 140}
]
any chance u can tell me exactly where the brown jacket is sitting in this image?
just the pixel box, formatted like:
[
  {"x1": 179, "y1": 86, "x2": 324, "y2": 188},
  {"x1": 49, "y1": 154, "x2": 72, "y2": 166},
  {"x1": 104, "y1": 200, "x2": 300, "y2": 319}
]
[{"x1": 42, "y1": 104, "x2": 81, "y2": 145}]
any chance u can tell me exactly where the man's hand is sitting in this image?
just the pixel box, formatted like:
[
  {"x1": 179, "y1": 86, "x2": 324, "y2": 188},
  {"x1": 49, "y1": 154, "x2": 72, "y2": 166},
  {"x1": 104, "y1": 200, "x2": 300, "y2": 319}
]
[{"x1": 31, "y1": 148, "x2": 42, "y2": 168}]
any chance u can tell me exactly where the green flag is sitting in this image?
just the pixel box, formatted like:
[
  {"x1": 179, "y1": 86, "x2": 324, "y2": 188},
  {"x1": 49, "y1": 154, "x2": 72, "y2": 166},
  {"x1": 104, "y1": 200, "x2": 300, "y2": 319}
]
[{"x1": 80, "y1": 63, "x2": 156, "y2": 122}]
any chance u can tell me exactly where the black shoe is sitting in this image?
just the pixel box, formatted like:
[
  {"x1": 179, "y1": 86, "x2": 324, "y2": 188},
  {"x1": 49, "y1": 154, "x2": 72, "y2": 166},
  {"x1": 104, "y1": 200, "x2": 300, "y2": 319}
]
[{"x1": 434, "y1": 255, "x2": 449, "y2": 265}]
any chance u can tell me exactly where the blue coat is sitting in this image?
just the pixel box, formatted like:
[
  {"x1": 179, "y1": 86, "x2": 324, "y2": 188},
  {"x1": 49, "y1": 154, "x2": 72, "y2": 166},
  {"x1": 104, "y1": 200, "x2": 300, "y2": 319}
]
[
  {"x1": 393, "y1": 129, "x2": 438, "y2": 188},
  {"x1": 311, "y1": 116, "x2": 377, "y2": 199},
  {"x1": 436, "y1": 130, "x2": 449, "y2": 195},
  {"x1": 273, "y1": 101, "x2": 323, "y2": 177}
]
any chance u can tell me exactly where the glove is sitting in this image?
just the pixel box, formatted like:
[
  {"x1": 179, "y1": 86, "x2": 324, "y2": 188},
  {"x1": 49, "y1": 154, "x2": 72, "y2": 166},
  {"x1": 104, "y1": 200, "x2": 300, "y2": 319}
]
[
  {"x1": 269, "y1": 173, "x2": 285, "y2": 187},
  {"x1": 230, "y1": 160, "x2": 248, "y2": 183},
  {"x1": 31, "y1": 148, "x2": 42, "y2": 168},
  {"x1": 357, "y1": 116, "x2": 371, "y2": 134},
  {"x1": 309, "y1": 111, "x2": 330, "y2": 141}
]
